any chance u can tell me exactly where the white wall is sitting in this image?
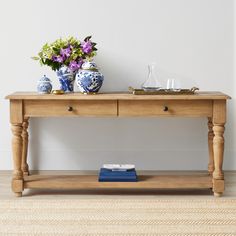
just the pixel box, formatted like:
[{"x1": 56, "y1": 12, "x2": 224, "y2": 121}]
[{"x1": 0, "y1": 0, "x2": 234, "y2": 170}]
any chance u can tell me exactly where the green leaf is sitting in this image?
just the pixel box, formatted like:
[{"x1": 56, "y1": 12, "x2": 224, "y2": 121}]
[
  {"x1": 31, "y1": 56, "x2": 40, "y2": 60},
  {"x1": 84, "y1": 36, "x2": 92, "y2": 42}
]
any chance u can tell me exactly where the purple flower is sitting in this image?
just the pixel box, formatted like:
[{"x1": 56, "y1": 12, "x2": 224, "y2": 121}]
[
  {"x1": 81, "y1": 41, "x2": 93, "y2": 54},
  {"x1": 69, "y1": 61, "x2": 77, "y2": 71},
  {"x1": 77, "y1": 59, "x2": 83, "y2": 68},
  {"x1": 52, "y1": 55, "x2": 64, "y2": 63},
  {"x1": 69, "y1": 60, "x2": 83, "y2": 72},
  {"x1": 60, "y1": 46, "x2": 72, "y2": 58},
  {"x1": 52, "y1": 55, "x2": 57, "y2": 61}
]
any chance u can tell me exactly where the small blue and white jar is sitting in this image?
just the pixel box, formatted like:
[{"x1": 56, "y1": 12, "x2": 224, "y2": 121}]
[
  {"x1": 75, "y1": 61, "x2": 104, "y2": 93},
  {"x1": 57, "y1": 66, "x2": 75, "y2": 93},
  {"x1": 37, "y1": 75, "x2": 52, "y2": 94}
]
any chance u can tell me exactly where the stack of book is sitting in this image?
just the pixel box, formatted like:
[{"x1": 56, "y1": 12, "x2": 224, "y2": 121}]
[{"x1": 98, "y1": 164, "x2": 138, "y2": 182}]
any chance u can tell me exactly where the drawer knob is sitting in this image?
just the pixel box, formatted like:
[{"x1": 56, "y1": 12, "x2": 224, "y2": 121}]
[
  {"x1": 163, "y1": 106, "x2": 168, "y2": 112},
  {"x1": 68, "y1": 106, "x2": 73, "y2": 112}
]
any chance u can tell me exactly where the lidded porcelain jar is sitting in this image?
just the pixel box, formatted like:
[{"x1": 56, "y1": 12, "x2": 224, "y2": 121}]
[
  {"x1": 37, "y1": 75, "x2": 52, "y2": 94},
  {"x1": 75, "y1": 61, "x2": 104, "y2": 93}
]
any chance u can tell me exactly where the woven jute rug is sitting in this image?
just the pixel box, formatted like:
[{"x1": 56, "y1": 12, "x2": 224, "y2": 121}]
[{"x1": 0, "y1": 198, "x2": 236, "y2": 236}]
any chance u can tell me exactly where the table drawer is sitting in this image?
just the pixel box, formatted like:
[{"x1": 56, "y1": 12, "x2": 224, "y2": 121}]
[
  {"x1": 24, "y1": 100, "x2": 117, "y2": 117},
  {"x1": 119, "y1": 100, "x2": 212, "y2": 117}
]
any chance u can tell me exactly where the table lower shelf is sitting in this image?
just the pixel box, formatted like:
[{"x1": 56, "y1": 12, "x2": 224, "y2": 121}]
[{"x1": 24, "y1": 173, "x2": 213, "y2": 190}]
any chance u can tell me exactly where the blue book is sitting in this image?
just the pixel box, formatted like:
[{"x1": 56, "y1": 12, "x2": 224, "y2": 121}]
[
  {"x1": 99, "y1": 168, "x2": 138, "y2": 182},
  {"x1": 99, "y1": 175, "x2": 137, "y2": 179},
  {"x1": 99, "y1": 178, "x2": 137, "y2": 182},
  {"x1": 99, "y1": 175, "x2": 138, "y2": 182}
]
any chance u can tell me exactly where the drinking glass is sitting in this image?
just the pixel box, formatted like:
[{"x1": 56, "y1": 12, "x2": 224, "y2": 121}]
[{"x1": 166, "y1": 79, "x2": 181, "y2": 91}]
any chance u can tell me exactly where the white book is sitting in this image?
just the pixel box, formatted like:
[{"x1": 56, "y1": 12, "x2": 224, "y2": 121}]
[{"x1": 103, "y1": 164, "x2": 135, "y2": 171}]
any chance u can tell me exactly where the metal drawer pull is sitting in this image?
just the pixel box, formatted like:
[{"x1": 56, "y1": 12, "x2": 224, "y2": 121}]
[
  {"x1": 163, "y1": 106, "x2": 168, "y2": 112},
  {"x1": 68, "y1": 106, "x2": 73, "y2": 112}
]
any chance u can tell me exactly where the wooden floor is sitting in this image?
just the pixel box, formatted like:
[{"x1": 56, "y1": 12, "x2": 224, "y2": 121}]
[{"x1": 1, "y1": 170, "x2": 236, "y2": 199}]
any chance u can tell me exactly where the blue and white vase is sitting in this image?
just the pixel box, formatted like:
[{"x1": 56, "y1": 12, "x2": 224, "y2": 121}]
[
  {"x1": 75, "y1": 61, "x2": 104, "y2": 93},
  {"x1": 57, "y1": 66, "x2": 75, "y2": 93},
  {"x1": 37, "y1": 75, "x2": 52, "y2": 94}
]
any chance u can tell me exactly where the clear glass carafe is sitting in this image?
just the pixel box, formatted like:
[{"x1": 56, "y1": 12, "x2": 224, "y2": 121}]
[{"x1": 142, "y1": 63, "x2": 162, "y2": 91}]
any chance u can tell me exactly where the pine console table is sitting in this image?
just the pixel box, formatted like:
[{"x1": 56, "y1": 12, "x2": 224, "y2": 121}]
[{"x1": 6, "y1": 92, "x2": 230, "y2": 197}]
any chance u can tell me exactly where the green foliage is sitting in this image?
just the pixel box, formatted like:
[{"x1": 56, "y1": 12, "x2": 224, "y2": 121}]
[
  {"x1": 32, "y1": 36, "x2": 98, "y2": 71},
  {"x1": 84, "y1": 35, "x2": 92, "y2": 42}
]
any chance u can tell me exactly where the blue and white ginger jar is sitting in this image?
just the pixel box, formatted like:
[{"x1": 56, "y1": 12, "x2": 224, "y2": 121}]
[
  {"x1": 37, "y1": 75, "x2": 52, "y2": 94},
  {"x1": 76, "y1": 61, "x2": 104, "y2": 93},
  {"x1": 57, "y1": 66, "x2": 75, "y2": 93}
]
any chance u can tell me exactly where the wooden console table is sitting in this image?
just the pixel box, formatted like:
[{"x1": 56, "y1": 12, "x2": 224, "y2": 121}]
[{"x1": 6, "y1": 92, "x2": 230, "y2": 197}]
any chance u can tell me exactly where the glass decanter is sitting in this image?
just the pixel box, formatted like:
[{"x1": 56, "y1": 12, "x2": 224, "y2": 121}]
[{"x1": 142, "y1": 63, "x2": 162, "y2": 91}]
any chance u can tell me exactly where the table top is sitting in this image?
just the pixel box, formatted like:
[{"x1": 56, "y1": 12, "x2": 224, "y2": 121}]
[{"x1": 6, "y1": 91, "x2": 231, "y2": 100}]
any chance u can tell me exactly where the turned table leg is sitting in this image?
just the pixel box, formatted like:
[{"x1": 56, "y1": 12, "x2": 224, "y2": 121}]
[
  {"x1": 11, "y1": 123, "x2": 24, "y2": 197},
  {"x1": 22, "y1": 118, "x2": 29, "y2": 175},
  {"x1": 212, "y1": 123, "x2": 225, "y2": 197},
  {"x1": 207, "y1": 118, "x2": 214, "y2": 175}
]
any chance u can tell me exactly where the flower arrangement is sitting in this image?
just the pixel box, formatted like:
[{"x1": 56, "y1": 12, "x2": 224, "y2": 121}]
[{"x1": 32, "y1": 36, "x2": 97, "y2": 72}]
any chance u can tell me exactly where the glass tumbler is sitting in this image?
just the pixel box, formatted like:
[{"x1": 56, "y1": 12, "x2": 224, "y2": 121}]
[{"x1": 166, "y1": 79, "x2": 181, "y2": 91}]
